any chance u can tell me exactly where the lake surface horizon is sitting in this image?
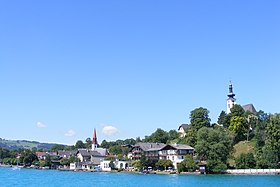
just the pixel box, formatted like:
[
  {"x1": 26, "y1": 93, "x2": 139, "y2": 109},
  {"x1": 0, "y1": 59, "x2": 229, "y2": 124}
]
[{"x1": 1, "y1": 167, "x2": 280, "y2": 187}]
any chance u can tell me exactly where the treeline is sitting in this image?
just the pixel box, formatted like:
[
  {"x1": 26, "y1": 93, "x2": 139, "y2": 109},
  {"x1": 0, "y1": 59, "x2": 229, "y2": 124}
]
[{"x1": 1, "y1": 105, "x2": 279, "y2": 173}]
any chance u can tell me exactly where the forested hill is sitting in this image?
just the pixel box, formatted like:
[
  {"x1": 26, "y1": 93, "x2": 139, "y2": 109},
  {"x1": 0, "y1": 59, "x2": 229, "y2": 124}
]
[{"x1": 0, "y1": 138, "x2": 61, "y2": 150}]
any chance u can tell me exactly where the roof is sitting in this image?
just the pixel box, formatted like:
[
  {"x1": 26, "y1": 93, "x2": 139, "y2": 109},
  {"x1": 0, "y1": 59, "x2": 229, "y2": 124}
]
[
  {"x1": 178, "y1": 124, "x2": 190, "y2": 131},
  {"x1": 134, "y1": 142, "x2": 166, "y2": 151},
  {"x1": 77, "y1": 149, "x2": 102, "y2": 157},
  {"x1": 169, "y1": 144, "x2": 194, "y2": 150},
  {"x1": 94, "y1": 148, "x2": 108, "y2": 156},
  {"x1": 36, "y1": 152, "x2": 58, "y2": 157},
  {"x1": 57, "y1": 150, "x2": 78, "y2": 157},
  {"x1": 242, "y1": 104, "x2": 257, "y2": 113}
]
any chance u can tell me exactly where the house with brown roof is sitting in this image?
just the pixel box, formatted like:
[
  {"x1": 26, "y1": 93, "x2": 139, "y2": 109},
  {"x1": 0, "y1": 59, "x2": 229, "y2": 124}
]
[
  {"x1": 129, "y1": 142, "x2": 194, "y2": 169},
  {"x1": 130, "y1": 142, "x2": 165, "y2": 161},
  {"x1": 158, "y1": 144, "x2": 194, "y2": 169}
]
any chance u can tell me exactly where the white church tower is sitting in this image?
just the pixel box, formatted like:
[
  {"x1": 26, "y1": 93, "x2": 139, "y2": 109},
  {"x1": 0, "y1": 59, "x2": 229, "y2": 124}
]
[{"x1": 227, "y1": 81, "x2": 236, "y2": 114}]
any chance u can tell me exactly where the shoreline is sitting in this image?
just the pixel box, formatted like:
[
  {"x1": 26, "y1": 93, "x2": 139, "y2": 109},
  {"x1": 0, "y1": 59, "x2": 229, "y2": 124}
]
[{"x1": 1, "y1": 164, "x2": 279, "y2": 175}]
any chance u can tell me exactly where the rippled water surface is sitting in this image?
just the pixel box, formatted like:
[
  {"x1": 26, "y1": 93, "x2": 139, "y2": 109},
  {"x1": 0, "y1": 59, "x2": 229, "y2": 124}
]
[{"x1": 0, "y1": 167, "x2": 280, "y2": 187}]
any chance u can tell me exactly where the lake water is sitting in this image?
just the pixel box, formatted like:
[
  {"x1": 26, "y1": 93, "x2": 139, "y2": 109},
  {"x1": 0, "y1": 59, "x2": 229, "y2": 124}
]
[{"x1": 0, "y1": 167, "x2": 280, "y2": 187}]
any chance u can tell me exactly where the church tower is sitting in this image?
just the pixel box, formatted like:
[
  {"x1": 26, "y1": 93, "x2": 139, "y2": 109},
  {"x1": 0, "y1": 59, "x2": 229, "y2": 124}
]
[
  {"x1": 92, "y1": 128, "x2": 98, "y2": 150},
  {"x1": 227, "y1": 81, "x2": 236, "y2": 114}
]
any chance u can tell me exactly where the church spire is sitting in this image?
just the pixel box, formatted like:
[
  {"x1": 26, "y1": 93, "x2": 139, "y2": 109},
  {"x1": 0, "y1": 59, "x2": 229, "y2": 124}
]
[
  {"x1": 92, "y1": 128, "x2": 98, "y2": 150},
  {"x1": 227, "y1": 81, "x2": 236, "y2": 114},
  {"x1": 227, "y1": 81, "x2": 235, "y2": 98}
]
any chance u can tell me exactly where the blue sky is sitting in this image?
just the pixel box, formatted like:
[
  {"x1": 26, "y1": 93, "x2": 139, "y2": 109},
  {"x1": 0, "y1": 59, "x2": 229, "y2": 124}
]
[{"x1": 0, "y1": 0, "x2": 279, "y2": 145}]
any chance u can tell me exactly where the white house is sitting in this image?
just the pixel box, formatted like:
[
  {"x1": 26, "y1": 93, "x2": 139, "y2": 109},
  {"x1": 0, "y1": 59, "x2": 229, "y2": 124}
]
[
  {"x1": 100, "y1": 160, "x2": 111, "y2": 171},
  {"x1": 178, "y1": 124, "x2": 190, "y2": 138},
  {"x1": 158, "y1": 144, "x2": 194, "y2": 169},
  {"x1": 70, "y1": 162, "x2": 82, "y2": 170}
]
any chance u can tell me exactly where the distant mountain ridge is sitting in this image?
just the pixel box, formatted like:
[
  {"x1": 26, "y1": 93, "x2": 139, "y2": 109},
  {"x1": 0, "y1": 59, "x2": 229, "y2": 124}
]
[{"x1": 0, "y1": 138, "x2": 64, "y2": 150}]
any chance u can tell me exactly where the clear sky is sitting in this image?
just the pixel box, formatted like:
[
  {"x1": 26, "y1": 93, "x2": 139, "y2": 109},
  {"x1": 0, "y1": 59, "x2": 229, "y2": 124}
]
[{"x1": 0, "y1": 0, "x2": 279, "y2": 145}]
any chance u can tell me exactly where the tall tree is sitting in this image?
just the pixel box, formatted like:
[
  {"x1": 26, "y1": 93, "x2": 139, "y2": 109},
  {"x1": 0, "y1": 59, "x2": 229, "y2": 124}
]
[
  {"x1": 258, "y1": 114, "x2": 280, "y2": 168},
  {"x1": 218, "y1": 111, "x2": 230, "y2": 127},
  {"x1": 229, "y1": 104, "x2": 245, "y2": 117},
  {"x1": 228, "y1": 116, "x2": 248, "y2": 143},
  {"x1": 85, "y1": 138, "x2": 92, "y2": 149},
  {"x1": 0, "y1": 148, "x2": 11, "y2": 159},
  {"x1": 255, "y1": 111, "x2": 269, "y2": 148},
  {"x1": 168, "y1": 130, "x2": 179, "y2": 141},
  {"x1": 155, "y1": 159, "x2": 173, "y2": 170},
  {"x1": 236, "y1": 153, "x2": 256, "y2": 169},
  {"x1": 50, "y1": 144, "x2": 65, "y2": 152},
  {"x1": 20, "y1": 149, "x2": 38, "y2": 166},
  {"x1": 184, "y1": 127, "x2": 197, "y2": 147},
  {"x1": 190, "y1": 107, "x2": 211, "y2": 130},
  {"x1": 180, "y1": 155, "x2": 197, "y2": 172},
  {"x1": 75, "y1": 140, "x2": 85, "y2": 149},
  {"x1": 143, "y1": 128, "x2": 169, "y2": 143},
  {"x1": 195, "y1": 127, "x2": 233, "y2": 163}
]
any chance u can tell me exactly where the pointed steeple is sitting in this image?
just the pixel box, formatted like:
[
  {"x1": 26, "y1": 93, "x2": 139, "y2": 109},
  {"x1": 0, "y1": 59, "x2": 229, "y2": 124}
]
[
  {"x1": 226, "y1": 81, "x2": 236, "y2": 114},
  {"x1": 227, "y1": 81, "x2": 235, "y2": 98},
  {"x1": 92, "y1": 128, "x2": 98, "y2": 150}
]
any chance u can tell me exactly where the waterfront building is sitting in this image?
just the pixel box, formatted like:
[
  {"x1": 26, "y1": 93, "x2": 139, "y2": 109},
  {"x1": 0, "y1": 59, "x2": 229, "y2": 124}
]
[
  {"x1": 130, "y1": 142, "x2": 165, "y2": 161},
  {"x1": 158, "y1": 144, "x2": 194, "y2": 169},
  {"x1": 57, "y1": 150, "x2": 78, "y2": 158},
  {"x1": 35, "y1": 152, "x2": 58, "y2": 159},
  {"x1": 129, "y1": 142, "x2": 194, "y2": 169}
]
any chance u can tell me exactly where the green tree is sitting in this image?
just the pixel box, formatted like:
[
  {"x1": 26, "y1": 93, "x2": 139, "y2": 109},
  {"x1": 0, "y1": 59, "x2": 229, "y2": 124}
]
[
  {"x1": 85, "y1": 138, "x2": 92, "y2": 149},
  {"x1": 123, "y1": 138, "x2": 136, "y2": 145},
  {"x1": 75, "y1": 140, "x2": 85, "y2": 149},
  {"x1": 168, "y1": 130, "x2": 179, "y2": 141},
  {"x1": 3, "y1": 158, "x2": 17, "y2": 165},
  {"x1": 135, "y1": 137, "x2": 142, "y2": 143},
  {"x1": 255, "y1": 111, "x2": 268, "y2": 148},
  {"x1": 0, "y1": 148, "x2": 11, "y2": 159},
  {"x1": 218, "y1": 111, "x2": 230, "y2": 127},
  {"x1": 44, "y1": 155, "x2": 52, "y2": 167},
  {"x1": 50, "y1": 144, "x2": 65, "y2": 152},
  {"x1": 155, "y1": 159, "x2": 173, "y2": 170},
  {"x1": 177, "y1": 162, "x2": 185, "y2": 173},
  {"x1": 20, "y1": 149, "x2": 38, "y2": 166},
  {"x1": 109, "y1": 145, "x2": 123, "y2": 155},
  {"x1": 184, "y1": 126, "x2": 197, "y2": 147},
  {"x1": 195, "y1": 127, "x2": 233, "y2": 163},
  {"x1": 180, "y1": 155, "x2": 197, "y2": 172},
  {"x1": 100, "y1": 140, "x2": 110, "y2": 148},
  {"x1": 139, "y1": 154, "x2": 157, "y2": 170},
  {"x1": 60, "y1": 158, "x2": 70, "y2": 166},
  {"x1": 230, "y1": 104, "x2": 245, "y2": 117},
  {"x1": 235, "y1": 153, "x2": 256, "y2": 169},
  {"x1": 190, "y1": 107, "x2": 211, "y2": 130},
  {"x1": 206, "y1": 160, "x2": 227, "y2": 174},
  {"x1": 143, "y1": 128, "x2": 169, "y2": 144},
  {"x1": 69, "y1": 156, "x2": 79, "y2": 163},
  {"x1": 257, "y1": 114, "x2": 280, "y2": 168},
  {"x1": 132, "y1": 160, "x2": 142, "y2": 170},
  {"x1": 228, "y1": 116, "x2": 248, "y2": 143}
]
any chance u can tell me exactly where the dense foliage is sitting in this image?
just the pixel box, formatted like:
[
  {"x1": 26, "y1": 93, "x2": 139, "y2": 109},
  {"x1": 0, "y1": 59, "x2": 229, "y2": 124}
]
[
  {"x1": 0, "y1": 105, "x2": 279, "y2": 174},
  {"x1": 195, "y1": 127, "x2": 233, "y2": 163}
]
